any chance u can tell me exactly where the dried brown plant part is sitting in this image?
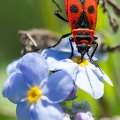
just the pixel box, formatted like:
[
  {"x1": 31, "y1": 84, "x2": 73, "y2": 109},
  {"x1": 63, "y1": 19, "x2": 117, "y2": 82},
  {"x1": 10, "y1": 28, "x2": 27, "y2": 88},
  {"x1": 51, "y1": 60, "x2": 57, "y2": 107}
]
[
  {"x1": 107, "y1": 0, "x2": 120, "y2": 16},
  {"x1": 95, "y1": 33, "x2": 120, "y2": 53},
  {"x1": 18, "y1": 29, "x2": 60, "y2": 55},
  {"x1": 18, "y1": 30, "x2": 38, "y2": 55},
  {"x1": 95, "y1": 33, "x2": 104, "y2": 49},
  {"x1": 100, "y1": 0, "x2": 120, "y2": 32},
  {"x1": 107, "y1": 12, "x2": 119, "y2": 32},
  {"x1": 100, "y1": 0, "x2": 107, "y2": 12},
  {"x1": 101, "y1": 42, "x2": 120, "y2": 53}
]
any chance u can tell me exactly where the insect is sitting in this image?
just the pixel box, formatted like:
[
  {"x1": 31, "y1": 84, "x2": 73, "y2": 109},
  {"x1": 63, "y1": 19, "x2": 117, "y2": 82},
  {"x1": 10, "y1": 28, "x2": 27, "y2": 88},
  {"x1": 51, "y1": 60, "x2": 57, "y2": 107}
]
[{"x1": 52, "y1": 0, "x2": 98, "y2": 62}]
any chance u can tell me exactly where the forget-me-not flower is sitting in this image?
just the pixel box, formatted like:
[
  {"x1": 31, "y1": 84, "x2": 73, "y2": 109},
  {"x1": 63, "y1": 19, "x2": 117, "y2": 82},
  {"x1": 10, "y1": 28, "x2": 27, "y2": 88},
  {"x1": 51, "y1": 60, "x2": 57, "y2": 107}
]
[
  {"x1": 40, "y1": 40, "x2": 113, "y2": 99},
  {"x1": 46, "y1": 56, "x2": 113, "y2": 99},
  {"x1": 2, "y1": 53, "x2": 74, "y2": 120}
]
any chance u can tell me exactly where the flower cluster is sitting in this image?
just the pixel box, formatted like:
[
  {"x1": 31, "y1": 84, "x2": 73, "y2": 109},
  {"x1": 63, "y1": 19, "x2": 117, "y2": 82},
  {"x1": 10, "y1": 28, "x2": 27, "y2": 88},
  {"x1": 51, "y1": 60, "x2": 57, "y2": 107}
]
[
  {"x1": 2, "y1": 39, "x2": 113, "y2": 120},
  {"x1": 3, "y1": 53, "x2": 74, "y2": 120}
]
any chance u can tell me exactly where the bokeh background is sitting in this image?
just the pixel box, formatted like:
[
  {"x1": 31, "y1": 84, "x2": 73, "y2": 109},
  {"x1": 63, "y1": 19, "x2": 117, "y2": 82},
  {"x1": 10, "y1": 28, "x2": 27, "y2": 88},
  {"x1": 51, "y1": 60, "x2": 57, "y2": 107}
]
[{"x1": 0, "y1": 0, "x2": 120, "y2": 119}]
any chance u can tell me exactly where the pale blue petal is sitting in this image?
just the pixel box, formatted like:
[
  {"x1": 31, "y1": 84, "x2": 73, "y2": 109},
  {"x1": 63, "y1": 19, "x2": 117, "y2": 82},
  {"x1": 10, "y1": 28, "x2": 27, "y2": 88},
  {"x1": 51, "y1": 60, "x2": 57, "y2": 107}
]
[
  {"x1": 16, "y1": 102, "x2": 31, "y2": 120},
  {"x1": 42, "y1": 70, "x2": 73, "y2": 103},
  {"x1": 48, "y1": 59, "x2": 78, "y2": 80},
  {"x1": 94, "y1": 50, "x2": 108, "y2": 61},
  {"x1": 101, "y1": 70, "x2": 113, "y2": 86},
  {"x1": 41, "y1": 49, "x2": 71, "y2": 64},
  {"x1": 2, "y1": 77, "x2": 11, "y2": 98},
  {"x1": 19, "y1": 53, "x2": 49, "y2": 86},
  {"x1": 67, "y1": 85, "x2": 77, "y2": 100},
  {"x1": 50, "y1": 35, "x2": 72, "y2": 51},
  {"x1": 31, "y1": 100, "x2": 63, "y2": 120},
  {"x1": 6, "y1": 58, "x2": 21, "y2": 75},
  {"x1": 75, "y1": 67, "x2": 104, "y2": 99},
  {"x1": 90, "y1": 64, "x2": 113, "y2": 86},
  {"x1": 3, "y1": 71, "x2": 29, "y2": 104},
  {"x1": 50, "y1": 35, "x2": 81, "y2": 57}
]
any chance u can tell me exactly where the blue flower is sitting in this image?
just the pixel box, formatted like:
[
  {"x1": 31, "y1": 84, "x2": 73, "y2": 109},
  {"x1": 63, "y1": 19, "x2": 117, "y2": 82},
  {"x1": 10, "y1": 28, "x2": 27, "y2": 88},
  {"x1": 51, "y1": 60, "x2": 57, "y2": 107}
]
[
  {"x1": 40, "y1": 39, "x2": 112, "y2": 99},
  {"x1": 46, "y1": 57, "x2": 113, "y2": 99},
  {"x1": 2, "y1": 53, "x2": 74, "y2": 120},
  {"x1": 6, "y1": 58, "x2": 21, "y2": 75}
]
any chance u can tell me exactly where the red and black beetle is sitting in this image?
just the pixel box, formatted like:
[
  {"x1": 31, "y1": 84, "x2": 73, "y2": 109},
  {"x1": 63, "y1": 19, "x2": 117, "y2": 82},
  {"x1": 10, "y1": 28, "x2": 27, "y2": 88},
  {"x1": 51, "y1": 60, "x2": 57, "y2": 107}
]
[{"x1": 52, "y1": 0, "x2": 98, "y2": 61}]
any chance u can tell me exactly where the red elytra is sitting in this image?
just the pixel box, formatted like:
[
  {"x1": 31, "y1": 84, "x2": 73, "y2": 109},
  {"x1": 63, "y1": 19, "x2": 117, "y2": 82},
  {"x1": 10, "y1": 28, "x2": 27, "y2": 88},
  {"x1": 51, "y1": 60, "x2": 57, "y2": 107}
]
[{"x1": 64, "y1": 0, "x2": 98, "y2": 45}]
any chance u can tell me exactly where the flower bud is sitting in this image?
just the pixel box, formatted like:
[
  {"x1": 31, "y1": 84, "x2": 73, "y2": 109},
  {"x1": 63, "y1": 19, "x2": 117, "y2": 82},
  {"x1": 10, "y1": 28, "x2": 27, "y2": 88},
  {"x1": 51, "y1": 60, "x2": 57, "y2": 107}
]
[
  {"x1": 75, "y1": 111, "x2": 94, "y2": 120},
  {"x1": 67, "y1": 85, "x2": 77, "y2": 100},
  {"x1": 63, "y1": 114, "x2": 71, "y2": 120}
]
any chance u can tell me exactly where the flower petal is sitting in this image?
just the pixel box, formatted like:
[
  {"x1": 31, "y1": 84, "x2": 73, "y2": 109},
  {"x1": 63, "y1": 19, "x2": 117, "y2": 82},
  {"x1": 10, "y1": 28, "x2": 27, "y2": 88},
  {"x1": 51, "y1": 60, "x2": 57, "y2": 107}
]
[
  {"x1": 41, "y1": 49, "x2": 71, "y2": 64},
  {"x1": 50, "y1": 35, "x2": 72, "y2": 51},
  {"x1": 63, "y1": 114, "x2": 71, "y2": 120},
  {"x1": 75, "y1": 112, "x2": 94, "y2": 120},
  {"x1": 2, "y1": 71, "x2": 29, "y2": 104},
  {"x1": 42, "y1": 70, "x2": 73, "y2": 103},
  {"x1": 94, "y1": 50, "x2": 108, "y2": 61},
  {"x1": 2, "y1": 77, "x2": 11, "y2": 98},
  {"x1": 75, "y1": 67, "x2": 104, "y2": 99},
  {"x1": 48, "y1": 59, "x2": 78, "y2": 80},
  {"x1": 16, "y1": 101, "x2": 31, "y2": 120},
  {"x1": 67, "y1": 85, "x2": 77, "y2": 100},
  {"x1": 101, "y1": 70, "x2": 113, "y2": 86},
  {"x1": 19, "y1": 53, "x2": 49, "y2": 86},
  {"x1": 89, "y1": 64, "x2": 113, "y2": 86},
  {"x1": 31, "y1": 100, "x2": 63, "y2": 120},
  {"x1": 6, "y1": 58, "x2": 21, "y2": 75}
]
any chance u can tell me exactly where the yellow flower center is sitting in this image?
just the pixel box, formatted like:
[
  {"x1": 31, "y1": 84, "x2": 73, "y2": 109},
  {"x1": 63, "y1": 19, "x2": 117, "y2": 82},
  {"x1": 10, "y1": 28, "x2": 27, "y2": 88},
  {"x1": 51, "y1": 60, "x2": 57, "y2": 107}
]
[
  {"x1": 73, "y1": 57, "x2": 89, "y2": 67},
  {"x1": 27, "y1": 86, "x2": 42, "y2": 103}
]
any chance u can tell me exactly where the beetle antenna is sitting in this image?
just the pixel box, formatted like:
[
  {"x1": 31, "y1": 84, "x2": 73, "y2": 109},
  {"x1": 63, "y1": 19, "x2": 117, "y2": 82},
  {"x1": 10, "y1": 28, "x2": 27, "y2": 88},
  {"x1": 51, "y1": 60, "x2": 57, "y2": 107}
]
[
  {"x1": 52, "y1": 0, "x2": 62, "y2": 12},
  {"x1": 52, "y1": 0, "x2": 68, "y2": 22}
]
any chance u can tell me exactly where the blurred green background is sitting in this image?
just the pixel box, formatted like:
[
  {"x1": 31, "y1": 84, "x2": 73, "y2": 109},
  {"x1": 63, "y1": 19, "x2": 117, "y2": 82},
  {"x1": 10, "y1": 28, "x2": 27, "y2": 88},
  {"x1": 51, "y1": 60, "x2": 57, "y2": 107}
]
[{"x1": 0, "y1": 0, "x2": 120, "y2": 119}]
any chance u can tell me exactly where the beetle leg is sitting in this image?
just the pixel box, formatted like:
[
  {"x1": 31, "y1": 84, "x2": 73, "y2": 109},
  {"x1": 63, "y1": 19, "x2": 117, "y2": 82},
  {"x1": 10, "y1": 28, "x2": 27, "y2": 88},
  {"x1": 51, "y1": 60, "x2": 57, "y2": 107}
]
[
  {"x1": 91, "y1": 41, "x2": 98, "y2": 58},
  {"x1": 69, "y1": 37, "x2": 74, "y2": 58}
]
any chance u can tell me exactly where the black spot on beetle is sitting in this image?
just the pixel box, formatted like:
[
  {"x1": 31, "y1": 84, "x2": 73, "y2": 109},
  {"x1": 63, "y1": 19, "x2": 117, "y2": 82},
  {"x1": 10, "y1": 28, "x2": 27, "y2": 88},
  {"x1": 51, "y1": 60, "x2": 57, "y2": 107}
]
[
  {"x1": 70, "y1": 5, "x2": 78, "y2": 13},
  {"x1": 88, "y1": 6, "x2": 95, "y2": 14}
]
